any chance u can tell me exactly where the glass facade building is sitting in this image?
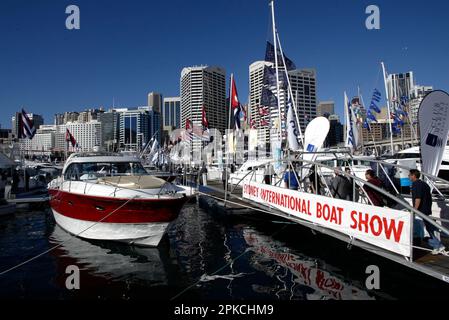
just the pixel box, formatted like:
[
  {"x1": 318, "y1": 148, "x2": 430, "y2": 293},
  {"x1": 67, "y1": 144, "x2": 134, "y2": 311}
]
[
  {"x1": 119, "y1": 109, "x2": 150, "y2": 152},
  {"x1": 162, "y1": 97, "x2": 181, "y2": 143}
]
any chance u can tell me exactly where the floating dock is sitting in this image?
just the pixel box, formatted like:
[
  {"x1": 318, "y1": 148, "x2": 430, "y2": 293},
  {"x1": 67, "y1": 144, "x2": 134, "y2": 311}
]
[{"x1": 198, "y1": 182, "x2": 449, "y2": 284}]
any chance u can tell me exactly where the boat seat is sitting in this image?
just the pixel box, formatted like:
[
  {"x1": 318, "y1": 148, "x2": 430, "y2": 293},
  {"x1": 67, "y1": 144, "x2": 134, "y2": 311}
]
[{"x1": 97, "y1": 175, "x2": 167, "y2": 189}]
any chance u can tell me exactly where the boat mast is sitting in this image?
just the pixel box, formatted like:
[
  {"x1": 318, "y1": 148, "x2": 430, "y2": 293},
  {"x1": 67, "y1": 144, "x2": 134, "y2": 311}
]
[
  {"x1": 381, "y1": 61, "x2": 395, "y2": 155},
  {"x1": 270, "y1": 0, "x2": 282, "y2": 142},
  {"x1": 276, "y1": 33, "x2": 304, "y2": 146}
]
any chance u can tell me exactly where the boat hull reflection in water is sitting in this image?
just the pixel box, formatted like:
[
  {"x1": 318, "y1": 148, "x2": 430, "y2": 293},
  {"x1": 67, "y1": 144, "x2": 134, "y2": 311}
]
[{"x1": 50, "y1": 225, "x2": 170, "y2": 287}]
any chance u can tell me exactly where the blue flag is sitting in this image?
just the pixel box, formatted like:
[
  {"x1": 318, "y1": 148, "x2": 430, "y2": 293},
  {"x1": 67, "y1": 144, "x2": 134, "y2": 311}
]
[
  {"x1": 265, "y1": 41, "x2": 296, "y2": 71},
  {"x1": 263, "y1": 66, "x2": 288, "y2": 89},
  {"x1": 261, "y1": 87, "x2": 278, "y2": 107}
]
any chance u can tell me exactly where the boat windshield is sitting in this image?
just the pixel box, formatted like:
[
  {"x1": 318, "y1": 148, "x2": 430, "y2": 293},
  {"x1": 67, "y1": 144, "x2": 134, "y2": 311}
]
[{"x1": 64, "y1": 162, "x2": 148, "y2": 181}]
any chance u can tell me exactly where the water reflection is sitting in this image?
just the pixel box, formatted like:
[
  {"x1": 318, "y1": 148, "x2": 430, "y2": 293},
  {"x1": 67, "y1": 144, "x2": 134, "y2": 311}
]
[
  {"x1": 1, "y1": 205, "x2": 379, "y2": 300},
  {"x1": 49, "y1": 225, "x2": 170, "y2": 286},
  {"x1": 243, "y1": 229, "x2": 375, "y2": 300},
  {"x1": 167, "y1": 204, "x2": 375, "y2": 300}
]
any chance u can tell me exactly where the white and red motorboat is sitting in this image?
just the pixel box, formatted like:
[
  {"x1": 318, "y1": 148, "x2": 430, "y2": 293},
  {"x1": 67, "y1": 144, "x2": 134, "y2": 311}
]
[{"x1": 48, "y1": 153, "x2": 190, "y2": 247}]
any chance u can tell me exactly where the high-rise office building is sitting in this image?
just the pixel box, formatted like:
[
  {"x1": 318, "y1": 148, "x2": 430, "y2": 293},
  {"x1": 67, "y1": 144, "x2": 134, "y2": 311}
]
[
  {"x1": 54, "y1": 113, "x2": 65, "y2": 125},
  {"x1": 54, "y1": 121, "x2": 102, "y2": 153},
  {"x1": 409, "y1": 85, "x2": 433, "y2": 124},
  {"x1": 249, "y1": 62, "x2": 317, "y2": 144},
  {"x1": 149, "y1": 109, "x2": 161, "y2": 145},
  {"x1": 249, "y1": 61, "x2": 276, "y2": 143},
  {"x1": 387, "y1": 71, "x2": 414, "y2": 102},
  {"x1": 180, "y1": 66, "x2": 227, "y2": 147},
  {"x1": 317, "y1": 101, "x2": 335, "y2": 117},
  {"x1": 162, "y1": 97, "x2": 181, "y2": 143},
  {"x1": 119, "y1": 109, "x2": 151, "y2": 152},
  {"x1": 19, "y1": 125, "x2": 56, "y2": 156},
  {"x1": 98, "y1": 111, "x2": 120, "y2": 152},
  {"x1": 289, "y1": 69, "x2": 317, "y2": 132},
  {"x1": 148, "y1": 92, "x2": 163, "y2": 113}
]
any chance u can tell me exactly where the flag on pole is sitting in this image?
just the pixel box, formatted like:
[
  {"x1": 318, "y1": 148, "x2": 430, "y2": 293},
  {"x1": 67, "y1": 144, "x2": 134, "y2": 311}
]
[
  {"x1": 259, "y1": 106, "x2": 270, "y2": 116},
  {"x1": 201, "y1": 106, "x2": 209, "y2": 133},
  {"x1": 250, "y1": 119, "x2": 257, "y2": 129},
  {"x1": 19, "y1": 108, "x2": 36, "y2": 139},
  {"x1": 230, "y1": 76, "x2": 241, "y2": 131},
  {"x1": 261, "y1": 87, "x2": 278, "y2": 107},
  {"x1": 183, "y1": 118, "x2": 193, "y2": 142},
  {"x1": 344, "y1": 92, "x2": 358, "y2": 152},
  {"x1": 263, "y1": 66, "x2": 288, "y2": 89},
  {"x1": 286, "y1": 91, "x2": 300, "y2": 151},
  {"x1": 265, "y1": 41, "x2": 296, "y2": 71},
  {"x1": 65, "y1": 128, "x2": 79, "y2": 148}
]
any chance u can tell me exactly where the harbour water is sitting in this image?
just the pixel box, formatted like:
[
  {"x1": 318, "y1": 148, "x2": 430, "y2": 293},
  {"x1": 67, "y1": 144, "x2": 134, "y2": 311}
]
[{"x1": 0, "y1": 202, "x2": 448, "y2": 300}]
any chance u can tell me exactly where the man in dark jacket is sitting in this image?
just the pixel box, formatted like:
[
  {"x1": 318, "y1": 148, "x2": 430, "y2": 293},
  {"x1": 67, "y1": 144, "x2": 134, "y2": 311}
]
[
  {"x1": 331, "y1": 169, "x2": 352, "y2": 200},
  {"x1": 363, "y1": 169, "x2": 385, "y2": 207},
  {"x1": 410, "y1": 169, "x2": 445, "y2": 254}
]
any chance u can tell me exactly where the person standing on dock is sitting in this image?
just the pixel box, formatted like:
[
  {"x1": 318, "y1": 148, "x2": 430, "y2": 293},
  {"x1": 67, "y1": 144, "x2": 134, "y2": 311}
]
[
  {"x1": 409, "y1": 169, "x2": 446, "y2": 254},
  {"x1": 222, "y1": 166, "x2": 229, "y2": 191},
  {"x1": 199, "y1": 163, "x2": 208, "y2": 186},
  {"x1": 264, "y1": 163, "x2": 274, "y2": 185},
  {"x1": 12, "y1": 169, "x2": 19, "y2": 194},
  {"x1": 363, "y1": 169, "x2": 385, "y2": 207},
  {"x1": 283, "y1": 166, "x2": 299, "y2": 190},
  {"x1": 345, "y1": 167, "x2": 359, "y2": 202},
  {"x1": 309, "y1": 165, "x2": 321, "y2": 195},
  {"x1": 330, "y1": 169, "x2": 352, "y2": 200}
]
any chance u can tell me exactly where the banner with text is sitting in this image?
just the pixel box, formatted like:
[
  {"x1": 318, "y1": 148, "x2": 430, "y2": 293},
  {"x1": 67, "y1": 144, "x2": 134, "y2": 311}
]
[{"x1": 242, "y1": 182, "x2": 411, "y2": 257}]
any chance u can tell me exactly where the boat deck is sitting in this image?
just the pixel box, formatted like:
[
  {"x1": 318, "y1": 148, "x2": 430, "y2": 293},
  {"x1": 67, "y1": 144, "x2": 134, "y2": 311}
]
[{"x1": 198, "y1": 183, "x2": 449, "y2": 284}]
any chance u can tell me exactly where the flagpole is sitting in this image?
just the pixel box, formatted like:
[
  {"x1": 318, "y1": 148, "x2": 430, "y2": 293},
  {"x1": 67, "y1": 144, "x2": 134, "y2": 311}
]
[
  {"x1": 225, "y1": 74, "x2": 234, "y2": 204},
  {"x1": 270, "y1": 0, "x2": 283, "y2": 142},
  {"x1": 381, "y1": 61, "x2": 395, "y2": 155},
  {"x1": 358, "y1": 87, "x2": 365, "y2": 152},
  {"x1": 344, "y1": 91, "x2": 349, "y2": 149},
  {"x1": 276, "y1": 32, "x2": 304, "y2": 146}
]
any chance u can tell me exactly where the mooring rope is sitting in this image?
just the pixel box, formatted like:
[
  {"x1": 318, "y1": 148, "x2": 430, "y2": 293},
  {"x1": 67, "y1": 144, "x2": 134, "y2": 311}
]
[{"x1": 0, "y1": 195, "x2": 137, "y2": 276}]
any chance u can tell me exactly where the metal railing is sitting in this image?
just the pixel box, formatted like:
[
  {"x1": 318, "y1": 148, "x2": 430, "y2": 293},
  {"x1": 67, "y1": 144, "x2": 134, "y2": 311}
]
[{"x1": 221, "y1": 155, "x2": 449, "y2": 262}]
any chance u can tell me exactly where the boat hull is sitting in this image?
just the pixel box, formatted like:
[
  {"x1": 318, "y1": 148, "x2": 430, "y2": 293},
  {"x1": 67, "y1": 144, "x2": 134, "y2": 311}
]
[
  {"x1": 52, "y1": 209, "x2": 169, "y2": 246},
  {"x1": 48, "y1": 189, "x2": 188, "y2": 246}
]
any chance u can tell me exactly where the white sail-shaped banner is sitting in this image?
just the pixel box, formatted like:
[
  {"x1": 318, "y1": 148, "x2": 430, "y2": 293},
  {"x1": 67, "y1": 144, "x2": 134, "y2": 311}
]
[
  {"x1": 418, "y1": 90, "x2": 449, "y2": 177},
  {"x1": 301, "y1": 117, "x2": 330, "y2": 179},
  {"x1": 344, "y1": 92, "x2": 359, "y2": 153}
]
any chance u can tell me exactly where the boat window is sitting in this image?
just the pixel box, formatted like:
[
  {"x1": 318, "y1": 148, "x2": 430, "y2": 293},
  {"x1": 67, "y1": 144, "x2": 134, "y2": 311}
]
[
  {"x1": 397, "y1": 153, "x2": 420, "y2": 159},
  {"x1": 322, "y1": 160, "x2": 334, "y2": 167},
  {"x1": 336, "y1": 160, "x2": 349, "y2": 167},
  {"x1": 64, "y1": 162, "x2": 148, "y2": 181}
]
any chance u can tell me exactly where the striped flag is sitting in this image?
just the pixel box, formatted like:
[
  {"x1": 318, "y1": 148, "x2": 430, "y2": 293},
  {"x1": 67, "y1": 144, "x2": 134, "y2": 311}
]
[
  {"x1": 201, "y1": 106, "x2": 209, "y2": 134},
  {"x1": 183, "y1": 119, "x2": 193, "y2": 142},
  {"x1": 65, "y1": 128, "x2": 79, "y2": 148},
  {"x1": 19, "y1": 108, "x2": 36, "y2": 139},
  {"x1": 230, "y1": 76, "x2": 241, "y2": 131}
]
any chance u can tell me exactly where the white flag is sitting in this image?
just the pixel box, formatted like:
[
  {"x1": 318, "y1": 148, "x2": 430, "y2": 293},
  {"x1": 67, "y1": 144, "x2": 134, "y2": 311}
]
[
  {"x1": 287, "y1": 92, "x2": 301, "y2": 151},
  {"x1": 344, "y1": 92, "x2": 358, "y2": 152}
]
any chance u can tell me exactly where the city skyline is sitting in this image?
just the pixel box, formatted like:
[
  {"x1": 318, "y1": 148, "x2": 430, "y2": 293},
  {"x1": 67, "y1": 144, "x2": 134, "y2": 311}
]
[{"x1": 1, "y1": 0, "x2": 449, "y2": 129}]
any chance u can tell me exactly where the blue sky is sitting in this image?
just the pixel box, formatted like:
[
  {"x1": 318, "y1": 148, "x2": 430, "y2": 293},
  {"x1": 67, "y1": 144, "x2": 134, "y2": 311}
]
[{"x1": 1, "y1": 0, "x2": 449, "y2": 128}]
